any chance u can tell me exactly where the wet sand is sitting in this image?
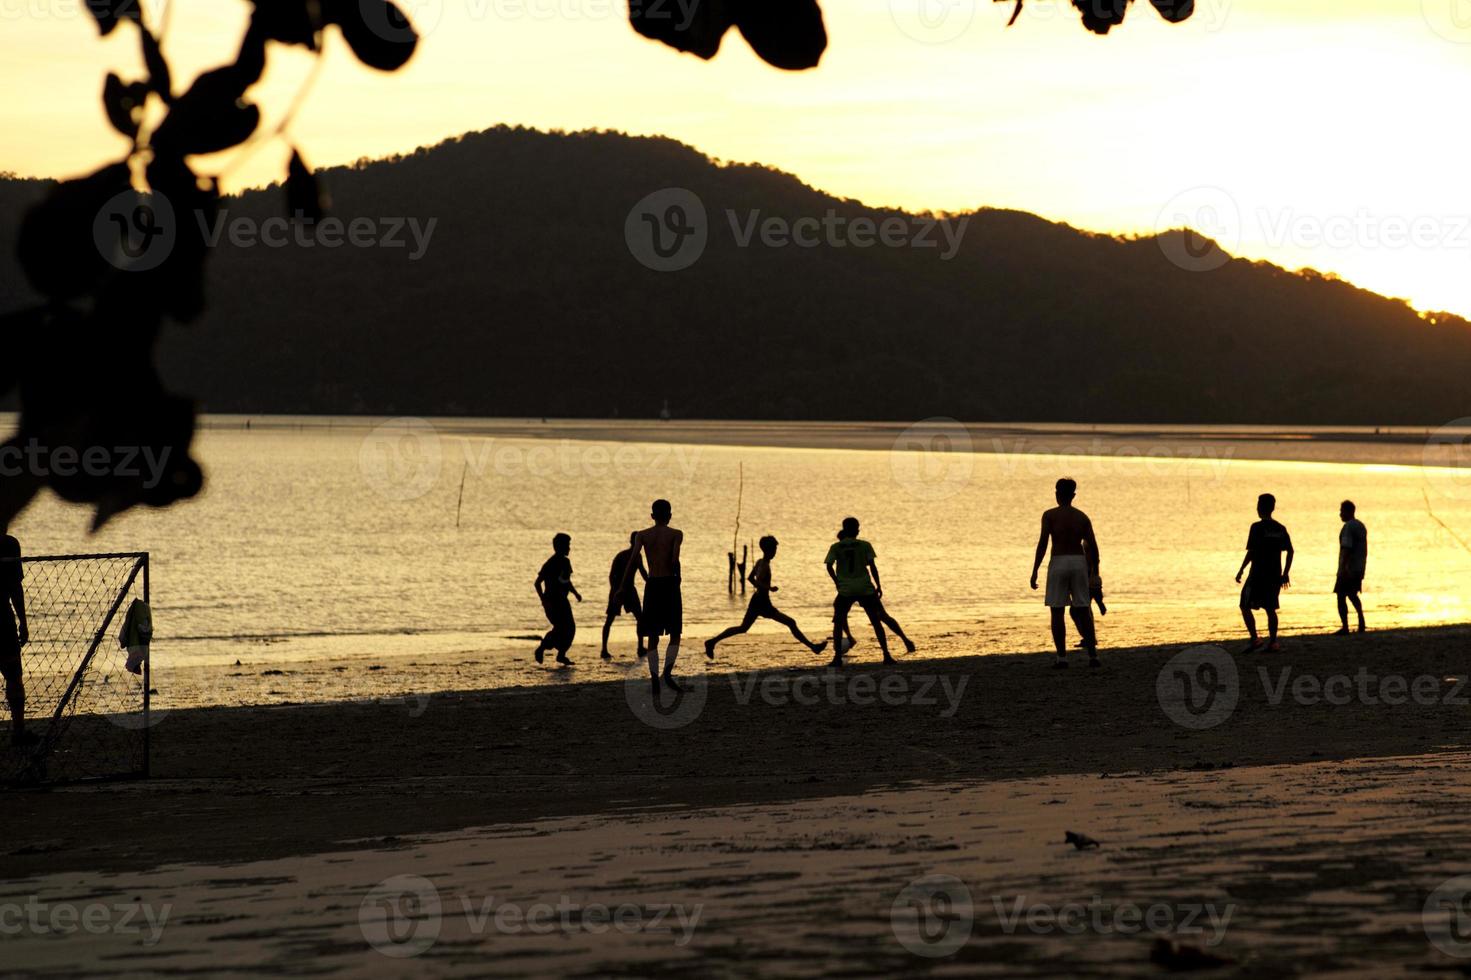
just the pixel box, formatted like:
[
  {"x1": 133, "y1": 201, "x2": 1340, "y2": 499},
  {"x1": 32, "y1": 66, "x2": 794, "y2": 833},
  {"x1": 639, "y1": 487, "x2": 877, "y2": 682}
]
[
  {"x1": 8, "y1": 751, "x2": 1471, "y2": 975},
  {"x1": 8, "y1": 624, "x2": 1471, "y2": 974}
]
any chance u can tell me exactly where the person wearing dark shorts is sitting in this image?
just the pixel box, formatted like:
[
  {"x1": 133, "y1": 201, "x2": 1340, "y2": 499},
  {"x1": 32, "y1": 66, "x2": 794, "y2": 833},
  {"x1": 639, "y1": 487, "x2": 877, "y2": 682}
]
[
  {"x1": 642, "y1": 576, "x2": 682, "y2": 641},
  {"x1": 601, "y1": 533, "x2": 647, "y2": 660},
  {"x1": 1236, "y1": 493, "x2": 1294, "y2": 653},
  {"x1": 533, "y1": 533, "x2": 582, "y2": 666},
  {"x1": 824, "y1": 517, "x2": 915, "y2": 667},
  {"x1": 1, "y1": 529, "x2": 34, "y2": 748},
  {"x1": 620, "y1": 499, "x2": 685, "y2": 695},
  {"x1": 705, "y1": 536, "x2": 827, "y2": 659},
  {"x1": 1334, "y1": 500, "x2": 1367, "y2": 635}
]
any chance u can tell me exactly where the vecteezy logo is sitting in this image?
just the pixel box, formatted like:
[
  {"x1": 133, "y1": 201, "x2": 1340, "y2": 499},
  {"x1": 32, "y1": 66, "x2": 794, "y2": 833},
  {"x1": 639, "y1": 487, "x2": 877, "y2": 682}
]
[
  {"x1": 1425, "y1": 875, "x2": 1471, "y2": 957},
  {"x1": 1423, "y1": 419, "x2": 1471, "y2": 501},
  {"x1": 1157, "y1": 645, "x2": 1239, "y2": 730},
  {"x1": 94, "y1": 189, "x2": 176, "y2": 273},
  {"x1": 1155, "y1": 186, "x2": 1241, "y2": 273},
  {"x1": 623, "y1": 663, "x2": 708, "y2": 730},
  {"x1": 359, "y1": 874, "x2": 443, "y2": 958},
  {"x1": 625, "y1": 188, "x2": 708, "y2": 272},
  {"x1": 889, "y1": 0, "x2": 975, "y2": 44},
  {"x1": 890, "y1": 417, "x2": 974, "y2": 501},
  {"x1": 891, "y1": 873, "x2": 973, "y2": 957},
  {"x1": 359, "y1": 417, "x2": 443, "y2": 501},
  {"x1": 1423, "y1": 0, "x2": 1471, "y2": 43}
]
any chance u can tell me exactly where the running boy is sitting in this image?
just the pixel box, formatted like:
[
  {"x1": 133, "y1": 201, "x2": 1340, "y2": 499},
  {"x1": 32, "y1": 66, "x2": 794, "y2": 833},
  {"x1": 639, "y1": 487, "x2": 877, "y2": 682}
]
[{"x1": 705, "y1": 536, "x2": 827, "y2": 659}]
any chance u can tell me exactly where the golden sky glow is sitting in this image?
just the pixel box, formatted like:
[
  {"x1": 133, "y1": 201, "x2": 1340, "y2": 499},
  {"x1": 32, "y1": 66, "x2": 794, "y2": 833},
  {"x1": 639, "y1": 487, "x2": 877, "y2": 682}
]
[{"x1": 4, "y1": 1, "x2": 1471, "y2": 314}]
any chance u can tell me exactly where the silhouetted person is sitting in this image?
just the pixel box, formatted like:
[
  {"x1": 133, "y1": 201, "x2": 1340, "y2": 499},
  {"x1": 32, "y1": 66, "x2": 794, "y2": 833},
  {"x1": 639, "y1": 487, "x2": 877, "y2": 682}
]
[
  {"x1": 621, "y1": 499, "x2": 683, "y2": 695},
  {"x1": 533, "y1": 533, "x2": 581, "y2": 666},
  {"x1": 829, "y1": 531, "x2": 860, "y2": 655},
  {"x1": 825, "y1": 517, "x2": 915, "y2": 667},
  {"x1": 706, "y1": 536, "x2": 827, "y2": 659},
  {"x1": 1236, "y1": 493, "x2": 1293, "y2": 652},
  {"x1": 1334, "y1": 500, "x2": 1367, "y2": 635},
  {"x1": 1030, "y1": 478, "x2": 1101, "y2": 668},
  {"x1": 1, "y1": 527, "x2": 34, "y2": 748},
  {"x1": 602, "y1": 532, "x2": 647, "y2": 660}
]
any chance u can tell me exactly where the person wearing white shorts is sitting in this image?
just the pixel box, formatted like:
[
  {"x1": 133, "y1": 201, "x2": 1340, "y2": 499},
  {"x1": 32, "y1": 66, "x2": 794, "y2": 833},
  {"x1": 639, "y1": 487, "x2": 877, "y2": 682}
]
[
  {"x1": 1045, "y1": 554, "x2": 1091, "y2": 609},
  {"x1": 1030, "y1": 478, "x2": 1102, "y2": 668}
]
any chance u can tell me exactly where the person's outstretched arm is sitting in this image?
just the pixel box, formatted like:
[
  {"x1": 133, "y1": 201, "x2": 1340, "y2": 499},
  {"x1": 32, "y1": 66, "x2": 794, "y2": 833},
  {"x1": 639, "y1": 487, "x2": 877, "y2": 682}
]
[
  {"x1": 1030, "y1": 515, "x2": 1049, "y2": 590},
  {"x1": 568, "y1": 569, "x2": 582, "y2": 603},
  {"x1": 869, "y1": 560, "x2": 883, "y2": 598}
]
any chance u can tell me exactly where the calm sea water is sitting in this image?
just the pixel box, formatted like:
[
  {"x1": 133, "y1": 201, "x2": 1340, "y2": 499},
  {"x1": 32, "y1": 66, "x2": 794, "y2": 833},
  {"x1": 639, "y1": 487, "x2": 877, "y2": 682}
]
[{"x1": 7, "y1": 417, "x2": 1471, "y2": 710}]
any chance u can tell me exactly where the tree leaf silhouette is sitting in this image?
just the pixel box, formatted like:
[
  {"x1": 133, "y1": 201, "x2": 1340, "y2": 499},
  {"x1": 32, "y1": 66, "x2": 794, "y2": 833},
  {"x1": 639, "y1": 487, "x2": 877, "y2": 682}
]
[
  {"x1": 84, "y1": 0, "x2": 143, "y2": 36},
  {"x1": 251, "y1": 0, "x2": 322, "y2": 49},
  {"x1": 734, "y1": 0, "x2": 827, "y2": 70},
  {"x1": 141, "y1": 28, "x2": 173, "y2": 102},
  {"x1": 150, "y1": 66, "x2": 261, "y2": 156},
  {"x1": 1148, "y1": 0, "x2": 1193, "y2": 23},
  {"x1": 141, "y1": 156, "x2": 220, "y2": 322},
  {"x1": 327, "y1": 0, "x2": 419, "y2": 71},
  {"x1": 16, "y1": 162, "x2": 132, "y2": 301},
  {"x1": 629, "y1": 0, "x2": 732, "y2": 60},
  {"x1": 1073, "y1": 0, "x2": 1127, "y2": 34},
  {"x1": 102, "y1": 73, "x2": 148, "y2": 141}
]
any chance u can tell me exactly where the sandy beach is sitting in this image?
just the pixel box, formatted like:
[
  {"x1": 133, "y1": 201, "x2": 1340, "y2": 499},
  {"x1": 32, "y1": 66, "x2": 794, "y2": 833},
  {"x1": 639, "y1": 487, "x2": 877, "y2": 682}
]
[{"x1": 9, "y1": 623, "x2": 1471, "y2": 974}]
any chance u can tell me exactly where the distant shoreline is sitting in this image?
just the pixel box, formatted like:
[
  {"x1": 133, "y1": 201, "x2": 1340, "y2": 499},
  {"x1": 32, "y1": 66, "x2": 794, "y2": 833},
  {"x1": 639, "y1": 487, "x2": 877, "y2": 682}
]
[{"x1": 183, "y1": 414, "x2": 1468, "y2": 469}]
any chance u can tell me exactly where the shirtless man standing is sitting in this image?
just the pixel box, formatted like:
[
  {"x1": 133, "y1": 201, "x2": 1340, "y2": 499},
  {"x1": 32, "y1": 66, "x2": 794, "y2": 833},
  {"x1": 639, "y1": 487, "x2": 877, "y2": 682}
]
[
  {"x1": 1030, "y1": 478, "x2": 1101, "y2": 668},
  {"x1": 620, "y1": 499, "x2": 684, "y2": 696}
]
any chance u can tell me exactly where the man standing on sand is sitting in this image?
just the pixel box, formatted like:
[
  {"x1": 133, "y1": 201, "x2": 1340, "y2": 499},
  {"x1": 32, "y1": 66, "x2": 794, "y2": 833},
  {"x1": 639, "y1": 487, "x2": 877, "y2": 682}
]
[
  {"x1": 1, "y1": 527, "x2": 35, "y2": 748},
  {"x1": 824, "y1": 517, "x2": 916, "y2": 667},
  {"x1": 1334, "y1": 500, "x2": 1367, "y2": 635},
  {"x1": 601, "y1": 532, "x2": 647, "y2": 661},
  {"x1": 621, "y1": 499, "x2": 683, "y2": 695},
  {"x1": 1236, "y1": 493, "x2": 1293, "y2": 653},
  {"x1": 1030, "y1": 478, "x2": 1101, "y2": 669}
]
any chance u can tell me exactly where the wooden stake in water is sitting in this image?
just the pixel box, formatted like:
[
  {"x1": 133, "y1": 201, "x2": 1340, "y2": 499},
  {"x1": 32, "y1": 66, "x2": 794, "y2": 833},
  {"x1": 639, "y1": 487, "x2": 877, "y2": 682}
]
[{"x1": 455, "y1": 462, "x2": 468, "y2": 528}]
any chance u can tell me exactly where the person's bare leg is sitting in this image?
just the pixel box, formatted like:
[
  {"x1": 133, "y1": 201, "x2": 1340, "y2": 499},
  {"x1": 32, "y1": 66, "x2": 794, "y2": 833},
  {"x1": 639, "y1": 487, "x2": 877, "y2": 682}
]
[
  {"x1": 866, "y1": 610, "x2": 893, "y2": 663},
  {"x1": 1241, "y1": 606, "x2": 1259, "y2": 649},
  {"x1": 601, "y1": 613, "x2": 616, "y2": 659},
  {"x1": 1350, "y1": 593, "x2": 1365, "y2": 631},
  {"x1": 706, "y1": 611, "x2": 757, "y2": 659},
  {"x1": 831, "y1": 616, "x2": 845, "y2": 667},
  {"x1": 772, "y1": 610, "x2": 824, "y2": 653},
  {"x1": 1266, "y1": 609, "x2": 1279, "y2": 643},
  {"x1": 646, "y1": 638, "x2": 662, "y2": 696},
  {"x1": 1336, "y1": 594, "x2": 1349, "y2": 633},
  {"x1": 879, "y1": 611, "x2": 916, "y2": 654},
  {"x1": 662, "y1": 635, "x2": 682, "y2": 691},
  {"x1": 1069, "y1": 606, "x2": 1098, "y2": 663},
  {"x1": 5, "y1": 672, "x2": 27, "y2": 746},
  {"x1": 1050, "y1": 607, "x2": 1067, "y2": 657}
]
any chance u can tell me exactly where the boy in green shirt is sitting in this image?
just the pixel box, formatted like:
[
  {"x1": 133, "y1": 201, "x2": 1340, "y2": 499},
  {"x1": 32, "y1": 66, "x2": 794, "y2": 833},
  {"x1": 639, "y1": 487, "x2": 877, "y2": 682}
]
[{"x1": 824, "y1": 517, "x2": 915, "y2": 667}]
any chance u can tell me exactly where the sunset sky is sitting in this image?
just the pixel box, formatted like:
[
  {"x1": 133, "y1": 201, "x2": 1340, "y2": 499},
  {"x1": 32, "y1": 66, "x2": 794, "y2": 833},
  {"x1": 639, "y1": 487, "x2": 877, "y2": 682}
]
[{"x1": 4, "y1": 1, "x2": 1471, "y2": 314}]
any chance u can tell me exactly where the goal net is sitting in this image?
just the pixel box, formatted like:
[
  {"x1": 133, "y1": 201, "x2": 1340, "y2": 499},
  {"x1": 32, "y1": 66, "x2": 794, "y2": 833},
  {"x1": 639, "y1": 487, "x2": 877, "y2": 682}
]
[{"x1": 1, "y1": 552, "x2": 151, "y2": 785}]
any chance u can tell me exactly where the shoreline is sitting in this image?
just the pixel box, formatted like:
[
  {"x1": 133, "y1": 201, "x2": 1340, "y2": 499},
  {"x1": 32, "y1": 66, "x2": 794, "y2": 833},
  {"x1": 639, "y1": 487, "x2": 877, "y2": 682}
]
[
  {"x1": 182, "y1": 414, "x2": 1470, "y2": 470},
  {"x1": 10, "y1": 622, "x2": 1471, "y2": 879}
]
